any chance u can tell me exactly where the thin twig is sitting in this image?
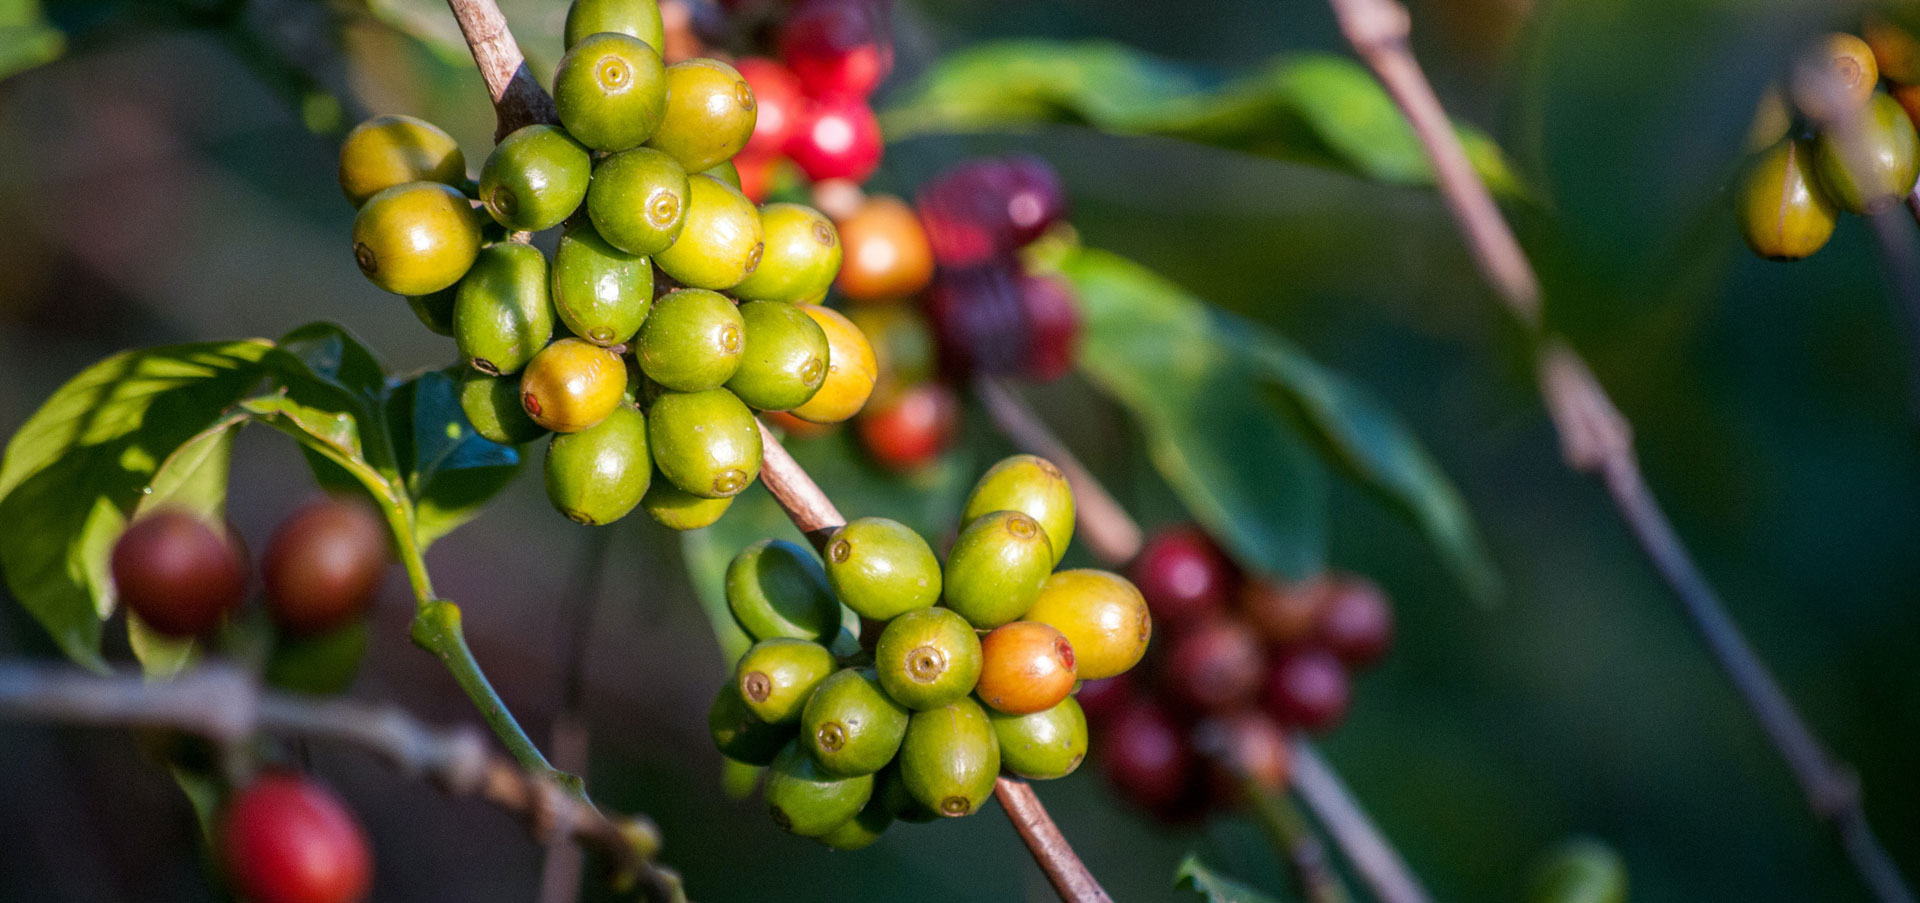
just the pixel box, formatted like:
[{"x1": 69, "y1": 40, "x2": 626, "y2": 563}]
[
  {"x1": 1326, "y1": 1, "x2": 1915, "y2": 900},
  {"x1": 444, "y1": 0, "x2": 555, "y2": 138},
  {"x1": 0, "y1": 663, "x2": 680, "y2": 903},
  {"x1": 1244, "y1": 783, "x2": 1351, "y2": 903},
  {"x1": 1290, "y1": 743, "x2": 1431, "y2": 903}
]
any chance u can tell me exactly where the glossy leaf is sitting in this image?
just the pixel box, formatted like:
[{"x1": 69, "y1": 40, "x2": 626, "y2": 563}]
[
  {"x1": 0, "y1": 0, "x2": 64, "y2": 81},
  {"x1": 388, "y1": 368, "x2": 522, "y2": 549},
  {"x1": 127, "y1": 418, "x2": 246, "y2": 678},
  {"x1": 884, "y1": 42, "x2": 1524, "y2": 197},
  {"x1": 1173, "y1": 856, "x2": 1282, "y2": 903},
  {"x1": 0, "y1": 341, "x2": 271, "y2": 670},
  {"x1": 266, "y1": 322, "x2": 396, "y2": 478}
]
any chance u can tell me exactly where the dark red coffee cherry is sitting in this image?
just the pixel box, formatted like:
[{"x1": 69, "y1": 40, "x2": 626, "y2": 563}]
[
  {"x1": 916, "y1": 155, "x2": 1067, "y2": 268},
  {"x1": 925, "y1": 262, "x2": 1027, "y2": 378},
  {"x1": 1128, "y1": 525, "x2": 1235, "y2": 631},
  {"x1": 1099, "y1": 700, "x2": 1203, "y2": 817},
  {"x1": 787, "y1": 96, "x2": 883, "y2": 183},
  {"x1": 737, "y1": 57, "x2": 805, "y2": 159},
  {"x1": 1193, "y1": 711, "x2": 1291, "y2": 803},
  {"x1": 220, "y1": 774, "x2": 372, "y2": 903},
  {"x1": 263, "y1": 497, "x2": 390, "y2": 636},
  {"x1": 1017, "y1": 271, "x2": 1079, "y2": 382},
  {"x1": 854, "y1": 381, "x2": 959, "y2": 472},
  {"x1": 999, "y1": 156, "x2": 1069, "y2": 246},
  {"x1": 1074, "y1": 672, "x2": 1138, "y2": 727},
  {"x1": 1317, "y1": 574, "x2": 1393, "y2": 668},
  {"x1": 1162, "y1": 618, "x2": 1264, "y2": 712},
  {"x1": 777, "y1": 0, "x2": 893, "y2": 99},
  {"x1": 111, "y1": 510, "x2": 248, "y2": 637},
  {"x1": 1261, "y1": 647, "x2": 1351, "y2": 733}
]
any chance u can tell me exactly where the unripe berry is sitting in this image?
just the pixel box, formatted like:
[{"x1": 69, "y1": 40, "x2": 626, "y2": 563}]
[
  {"x1": 1129, "y1": 525, "x2": 1235, "y2": 631},
  {"x1": 111, "y1": 511, "x2": 248, "y2": 637},
  {"x1": 220, "y1": 774, "x2": 372, "y2": 903},
  {"x1": 263, "y1": 497, "x2": 389, "y2": 636},
  {"x1": 1261, "y1": 648, "x2": 1351, "y2": 733}
]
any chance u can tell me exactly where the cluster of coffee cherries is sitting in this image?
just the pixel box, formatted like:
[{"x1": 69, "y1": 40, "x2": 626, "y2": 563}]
[
  {"x1": 720, "y1": 0, "x2": 892, "y2": 196},
  {"x1": 1075, "y1": 526, "x2": 1395, "y2": 820},
  {"x1": 1738, "y1": 22, "x2": 1920, "y2": 260},
  {"x1": 708, "y1": 455, "x2": 1153, "y2": 848},
  {"x1": 111, "y1": 497, "x2": 390, "y2": 694},
  {"x1": 337, "y1": 0, "x2": 877, "y2": 530}
]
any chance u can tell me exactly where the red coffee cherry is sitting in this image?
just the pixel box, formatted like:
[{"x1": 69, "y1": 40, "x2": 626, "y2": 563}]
[
  {"x1": 1193, "y1": 710, "x2": 1292, "y2": 802},
  {"x1": 1073, "y1": 672, "x2": 1138, "y2": 727},
  {"x1": 1261, "y1": 647, "x2": 1351, "y2": 733},
  {"x1": 1000, "y1": 155, "x2": 1068, "y2": 246},
  {"x1": 1128, "y1": 525, "x2": 1235, "y2": 630},
  {"x1": 976, "y1": 621, "x2": 1077, "y2": 715},
  {"x1": 736, "y1": 58, "x2": 805, "y2": 159},
  {"x1": 787, "y1": 96, "x2": 883, "y2": 182},
  {"x1": 777, "y1": 0, "x2": 893, "y2": 99},
  {"x1": 916, "y1": 156, "x2": 1068, "y2": 268},
  {"x1": 1162, "y1": 618, "x2": 1264, "y2": 712},
  {"x1": 1017, "y1": 271, "x2": 1079, "y2": 382},
  {"x1": 110, "y1": 510, "x2": 249, "y2": 637},
  {"x1": 263, "y1": 497, "x2": 390, "y2": 636},
  {"x1": 925, "y1": 263, "x2": 1026, "y2": 378},
  {"x1": 1099, "y1": 700, "x2": 1202, "y2": 816},
  {"x1": 855, "y1": 381, "x2": 960, "y2": 472},
  {"x1": 221, "y1": 774, "x2": 372, "y2": 903},
  {"x1": 1317, "y1": 574, "x2": 1393, "y2": 668}
]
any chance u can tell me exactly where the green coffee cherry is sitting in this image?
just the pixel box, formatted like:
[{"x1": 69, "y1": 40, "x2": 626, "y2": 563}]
[
  {"x1": 898, "y1": 697, "x2": 1000, "y2": 818},
  {"x1": 733, "y1": 204, "x2": 840, "y2": 303},
  {"x1": 962, "y1": 454, "x2": 1075, "y2": 566},
  {"x1": 654, "y1": 174, "x2": 764, "y2": 290},
  {"x1": 635, "y1": 288, "x2": 744, "y2": 391},
  {"x1": 544, "y1": 404, "x2": 649, "y2": 525},
  {"x1": 726, "y1": 300, "x2": 829, "y2": 411},
  {"x1": 990, "y1": 697, "x2": 1087, "y2": 780},
  {"x1": 563, "y1": 0, "x2": 663, "y2": 52},
  {"x1": 407, "y1": 288, "x2": 457, "y2": 336},
  {"x1": 647, "y1": 58, "x2": 757, "y2": 173},
  {"x1": 941, "y1": 511, "x2": 1054, "y2": 629},
  {"x1": 720, "y1": 757, "x2": 763, "y2": 801},
  {"x1": 764, "y1": 740, "x2": 874, "y2": 838},
  {"x1": 1528, "y1": 838, "x2": 1628, "y2": 903},
  {"x1": 1816, "y1": 91, "x2": 1920, "y2": 214},
  {"x1": 705, "y1": 160, "x2": 742, "y2": 190},
  {"x1": 876, "y1": 762, "x2": 938, "y2": 823},
  {"x1": 709, "y1": 681, "x2": 792, "y2": 766},
  {"x1": 648, "y1": 387, "x2": 763, "y2": 497},
  {"x1": 479, "y1": 125, "x2": 591, "y2": 232},
  {"x1": 823, "y1": 517, "x2": 942, "y2": 621},
  {"x1": 1737, "y1": 138, "x2": 1838, "y2": 261},
  {"x1": 339, "y1": 114, "x2": 467, "y2": 207},
  {"x1": 455, "y1": 242, "x2": 554, "y2": 375},
  {"x1": 873, "y1": 606, "x2": 981, "y2": 711},
  {"x1": 735, "y1": 637, "x2": 836, "y2": 723},
  {"x1": 801, "y1": 668, "x2": 909, "y2": 776},
  {"x1": 550, "y1": 221, "x2": 652, "y2": 346},
  {"x1": 586, "y1": 147, "x2": 689, "y2": 257},
  {"x1": 458, "y1": 370, "x2": 549, "y2": 445},
  {"x1": 816, "y1": 798, "x2": 891, "y2": 851},
  {"x1": 641, "y1": 477, "x2": 733, "y2": 530},
  {"x1": 353, "y1": 182, "x2": 483, "y2": 296},
  {"x1": 726, "y1": 539, "x2": 840, "y2": 644},
  {"x1": 555, "y1": 33, "x2": 667, "y2": 152},
  {"x1": 265, "y1": 620, "x2": 368, "y2": 696}
]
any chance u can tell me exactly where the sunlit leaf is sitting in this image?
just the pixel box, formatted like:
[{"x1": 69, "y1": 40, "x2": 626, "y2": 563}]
[
  {"x1": 388, "y1": 368, "x2": 522, "y2": 549},
  {"x1": 126, "y1": 419, "x2": 246, "y2": 677},
  {"x1": 0, "y1": 0, "x2": 64, "y2": 81}
]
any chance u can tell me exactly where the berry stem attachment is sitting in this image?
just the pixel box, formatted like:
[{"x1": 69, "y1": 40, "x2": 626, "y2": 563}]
[
  {"x1": 444, "y1": 0, "x2": 557, "y2": 138},
  {"x1": 1326, "y1": 2, "x2": 1915, "y2": 901}
]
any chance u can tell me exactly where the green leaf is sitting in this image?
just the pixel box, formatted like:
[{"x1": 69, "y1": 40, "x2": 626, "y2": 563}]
[
  {"x1": 0, "y1": 0, "x2": 65, "y2": 81},
  {"x1": 388, "y1": 368, "x2": 522, "y2": 549},
  {"x1": 127, "y1": 418, "x2": 246, "y2": 677},
  {"x1": 884, "y1": 42, "x2": 1524, "y2": 197},
  {"x1": 1061, "y1": 248, "x2": 1329, "y2": 579},
  {"x1": 0, "y1": 341, "x2": 271, "y2": 670},
  {"x1": 266, "y1": 322, "x2": 396, "y2": 478},
  {"x1": 1174, "y1": 855, "x2": 1283, "y2": 903}
]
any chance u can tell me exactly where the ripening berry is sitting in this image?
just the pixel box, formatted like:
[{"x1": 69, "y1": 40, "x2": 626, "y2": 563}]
[
  {"x1": 1240, "y1": 578, "x2": 1326, "y2": 647},
  {"x1": 220, "y1": 774, "x2": 372, "y2": 903},
  {"x1": 834, "y1": 196, "x2": 935, "y2": 303},
  {"x1": 111, "y1": 511, "x2": 249, "y2": 637},
  {"x1": 1162, "y1": 618, "x2": 1264, "y2": 712},
  {"x1": 975, "y1": 621, "x2": 1077, "y2": 715},
  {"x1": 263, "y1": 497, "x2": 389, "y2": 636},
  {"x1": 855, "y1": 381, "x2": 960, "y2": 473},
  {"x1": 1023, "y1": 569, "x2": 1151, "y2": 680}
]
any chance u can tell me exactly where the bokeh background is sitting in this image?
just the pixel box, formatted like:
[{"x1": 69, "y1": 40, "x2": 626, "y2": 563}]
[{"x1": 1, "y1": 0, "x2": 1916, "y2": 900}]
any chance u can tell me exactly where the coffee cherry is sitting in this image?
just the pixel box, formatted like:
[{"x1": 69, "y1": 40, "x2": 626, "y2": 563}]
[
  {"x1": 1023, "y1": 569, "x2": 1150, "y2": 680},
  {"x1": 726, "y1": 538, "x2": 841, "y2": 644},
  {"x1": 731, "y1": 151, "x2": 787, "y2": 203},
  {"x1": 1261, "y1": 647, "x2": 1350, "y2": 733},
  {"x1": 453, "y1": 242, "x2": 555, "y2": 376},
  {"x1": 1814, "y1": 91, "x2": 1920, "y2": 214},
  {"x1": 824, "y1": 517, "x2": 942, "y2": 620},
  {"x1": 480, "y1": 125, "x2": 591, "y2": 232},
  {"x1": 917, "y1": 155, "x2": 1067, "y2": 267},
  {"x1": 262, "y1": 498, "x2": 387, "y2": 636},
  {"x1": 1163, "y1": 618, "x2": 1263, "y2": 712},
  {"x1": 563, "y1": 0, "x2": 664, "y2": 52},
  {"x1": 1192, "y1": 711, "x2": 1290, "y2": 800},
  {"x1": 764, "y1": 739, "x2": 875, "y2": 837},
  {"x1": 835, "y1": 195, "x2": 934, "y2": 302},
  {"x1": 1017, "y1": 272, "x2": 1079, "y2": 382},
  {"x1": 521, "y1": 338, "x2": 628, "y2": 433},
  {"x1": 406, "y1": 288, "x2": 457, "y2": 336},
  {"x1": 737, "y1": 58, "x2": 805, "y2": 159},
  {"x1": 654, "y1": 175, "x2": 765, "y2": 290},
  {"x1": 788, "y1": 304, "x2": 877, "y2": 423},
  {"x1": 779, "y1": 0, "x2": 891, "y2": 99},
  {"x1": 544, "y1": 403, "x2": 650, "y2": 524},
  {"x1": 1791, "y1": 32, "x2": 1879, "y2": 122},
  {"x1": 876, "y1": 760, "x2": 939, "y2": 823},
  {"x1": 641, "y1": 477, "x2": 733, "y2": 530},
  {"x1": 736, "y1": 637, "x2": 837, "y2": 723},
  {"x1": 647, "y1": 387, "x2": 763, "y2": 497},
  {"x1": 1528, "y1": 838, "x2": 1628, "y2": 903},
  {"x1": 710, "y1": 681, "x2": 794, "y2": 766},
  {"x1": 853, "y1": 308, "x2": 935, "y2": 396},
  {"x1": 897, "y1": 697, "x2": 1000, "y2": 817},
  {"x1": 990, "y1": 696, "x2": 1088, "y2": 780},
  {"x1": 976, "y1": 620, "x2": 1076, "y2": 714},
  {"x1": 111, "y1": 511, "x2": 248, "y2": 637},
  {"x1": 942, "y1": 510, "x2": 1054, "y2": 629},
  {"x1": 1099, "y1": 701, "x2": 1200, "y2": 815},
  {"x1": 1736, "y1": 138, "x2": 1837, "y2": 261},
  {"x1": 1317, "y1": 575, "x2": 1393, "y2": 668},
  {"x1": 264, "y1": 621, "x2": 368, "y2": 696},
  {"x1": 458, "y1": 370, "x2": 548, "y2": 445},
  {"x1": 1073, "y1": 672, "x2": 1136, "y2": 726},
  {"x1": 555, "y1": 32, "x2": 667, "y2": 152},
  {"x1": 727, "y1": 300, "x2": 830, "y2": 410},
  {"x1": 338, "y1": 115, "x2": 465, "y2": 207},
  {"x1": 961, "y1": 454, "x2": 1075, "y2": 566},
  {"x1": 220, "y1": 775, "x2": 371, "y2": 903},
  {"x1": 763, "y1": 408, "x2": 837, "y2": 440},
  {"x1": 586, "y1": 147, "x2": 690, "y2": 257},
  {"x1": 1130, "y1": 525, "x2": 1234, "y2": 630},
  {"x1": 733, "y1": 203, "x2": 840, "y2": 303},
  {"x1": 787, "y1": 96, "x2": 883, "y2": 183},
  {"x1": 816, "y1": 798, "x2": 891, "y2": 851},
  {"x1": 646, "y1": 58, "x2": 758, "y2": 173},
  {"x1": 1746, "y1": 86, "x2": 1791, "y2": 154},
  {"x1": 873, "y1": 606, "x2": 980, "y2": 710},
  {"x1": 704, "y1": 159, "x2": 742, "y2": 191},
  {"x1": 855, "y1": 382, "x2": 959, "y2": 473},
  {"x1": 1239, "y1": 578, "x2": 1325, "y2": 647},
  {"x1": 635, "y1": 288, "x2": 744, "y2": 391},
  {"x1": 802, "y1": 667, "x2": 909, "y2": 776},
  {"x1": 551, "y1": 221, "x2": 652, "y2": 347},
  {"x1": 1867, "y1": 16, "x2": 1920, "y2": 84},
  {"x1": 352, "y1": 182, "x2": 482, "y2": 296}
]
